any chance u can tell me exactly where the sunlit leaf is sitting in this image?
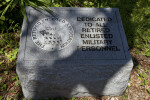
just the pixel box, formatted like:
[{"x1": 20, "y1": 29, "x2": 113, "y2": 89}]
[
  {"x1": 1, "y1": 0, "x2": 14, "y2": 16},
  {"x1": 0, "y1": 96, "x2": 2, "y2": 100},
  {"x1": 147, "y1": 89, "x2": 150, "y2": 94},
  {"x1": 140, "y1": 83, "x2": 144, "y2": 86},
  {"x1": 0, "y1": 16, "x2": 5, "y2": 20},
  {"x1": 72, "y1": 97, "x2": 75, "y2": 100},
  {"x1": 6, "y1": 0, "x2": 11, "y2": 3},
  {"x1": 144, "y1": 80, "x2": 147, "y2": 85},
  {"x1": 4, "y1": 71, "x2": 9, "y2": 75},
  {"x1": 142, "y1": 73, "x2": 146, "y2": 78}
]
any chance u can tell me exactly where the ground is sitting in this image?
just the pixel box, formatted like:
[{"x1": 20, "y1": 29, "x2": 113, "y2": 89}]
[{"x1": 0, "y1": 48, "x2": 150, "y2": 100}]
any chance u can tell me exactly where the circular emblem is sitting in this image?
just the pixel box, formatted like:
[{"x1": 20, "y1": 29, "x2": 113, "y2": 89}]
[{"x1": 31, "y1": 17, "x2": 74, "y2": 51}]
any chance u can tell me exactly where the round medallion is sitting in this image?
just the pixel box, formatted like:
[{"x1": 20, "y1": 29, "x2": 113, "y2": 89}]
[{"x1": 31, "y1": 17, "x2": 74, "y2": 51}]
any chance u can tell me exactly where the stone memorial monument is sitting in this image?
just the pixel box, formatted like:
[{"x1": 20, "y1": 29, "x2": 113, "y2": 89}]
[{"x1": 17, "y1": 6, "x2": 133, "y2": 99}]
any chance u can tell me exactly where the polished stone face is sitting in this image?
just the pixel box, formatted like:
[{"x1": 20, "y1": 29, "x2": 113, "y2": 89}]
[
  {"x1": 17, "y1": 6, "x2": 133, "y2": 99},
  {"x1": 23, "y1": 7, "x2": 128, "y2": 61}
]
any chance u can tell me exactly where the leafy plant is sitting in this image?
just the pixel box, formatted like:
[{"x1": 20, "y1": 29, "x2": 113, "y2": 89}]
[
  {"x1": 122, "y1": 95, "x2": 126, "y2": 100},
  {"x1": 141, "y1": 79, "x2": 148, "y2": 86},
  {"x1": 0, "y1": 77, "x2": 2, "y2": 81},
  {"x1": 15, "y1": 76, "x2": 20, "y2": 86},
  {"x1": 137, "y1": 65, "x2": 141, "y2": 74},
  {"x1": 1, "y1": 0, "x2": 54, "y2": 22},
  {"x1": 138, "y1": 65, "x2": 141, "y2": 69},
  {"x1": 138, "y1": 76, "x2": 142, "y2": 80},
  {"x1": 130, "y1": 0, "x2": 150, "y2": 57},
  {"x1": 14, "y1": 93, "x2": 19, "y2": 99},
  {"x1": 142, "y1": 73, "x2": 146, "y2": 78},
  {"x1": 5, "y1": 48, "x2": 18, "y2": 62},
  {"x1": 4, "y1": 71, "x2": 9, "y2": 75},
  {"x1": 11, "y1": 76, "x2": 16, "y2": 81},
  {"x1": 145, "y1": 69, "x2": 148, "y2": 73},
  {"x1": 147, "y1": 89, "x2": 150, "y2": 94},
  {"x1": 11, "y1": 89, "x2": 15, "y2": 93},
  {"x1": 72, "y1": 97, "x2": 75, "y2": 100},
  {"x1": 7, "y1": 97, "x2": 11, "y2": 100},
  {"x1": 0, "y1": 96, "x2": 2, "y2": 100},
  {"x1": 0, "y1": 60, "x2": 4, "y2": 65},
  {"x1": 140, "y1": 83, "x2": 145, "y2": 86},
  {"x1": 144, "y1": 80, "x2": 147, "y2": 85},
  {"x1": 0, "y1": 83, "x2": 7, "y2": 91}
]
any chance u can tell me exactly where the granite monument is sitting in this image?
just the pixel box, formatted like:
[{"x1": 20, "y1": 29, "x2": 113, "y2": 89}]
[{"x1": 17, "y1": 6, "x2": 133, "y2": 99}]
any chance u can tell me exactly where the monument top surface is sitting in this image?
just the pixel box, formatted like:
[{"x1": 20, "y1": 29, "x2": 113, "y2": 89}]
[{"x1": 19, "y1": 6, "x2": 132, "y2": 65}]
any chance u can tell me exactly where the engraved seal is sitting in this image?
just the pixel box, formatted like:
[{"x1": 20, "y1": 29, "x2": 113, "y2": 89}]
[{"x1": 31, "y1": 17, "x2": 74, "y2": 51}]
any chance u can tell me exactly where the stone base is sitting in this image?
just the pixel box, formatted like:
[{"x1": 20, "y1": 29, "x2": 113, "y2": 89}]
[{"x1": 17, "y1": 63, "x2": 132, "y2": 99}]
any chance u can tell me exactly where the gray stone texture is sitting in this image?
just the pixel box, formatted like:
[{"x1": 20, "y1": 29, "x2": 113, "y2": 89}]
[{"x1": 17, "y1": 6, "x2": 133, "y2": 99}]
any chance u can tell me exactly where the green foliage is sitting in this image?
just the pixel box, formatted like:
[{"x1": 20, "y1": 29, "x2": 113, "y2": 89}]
[
  {"x1": 140, "y1": 83, "x2": 145, "y2": 86},
  {"x1": 72, "y1": 97, "x2": 75, "y2": 100},
  {"x1": 137, "y1": 65, "x2": 141, "y2": 74},
  {"x1": 11, "y1": 76, "x2": 16, "y2": 81},
  {"x1": 0, "y1": 0, "x2": 20, "y2": 32},
  {"x1": 0, "y1": 60, "x2": 4, "y2": 65},
  {"x1": 0, "y1": 16, "x2": 5, "y2": 20},
  {"x1": 15, "y1": 76, "x2": 20, "y2": 86},
  {"x1": 130, "y1": 0, "x2": 150, "y2": 56},
  {"x1": 5, "y1": 48, "x2": 18, "y2": 62},
  {"x1": 0, "y1": 32, "x2": 20, "y2": 49},
  {"x1": 138, "y1": 65, "x2": 141, "y2": 70},
  {"x1": 7, "y1": 97, "x2": 11, "y2": 100},
  {"x1": 144, "y1": 80, "x2": 147, "y2": 85},
  {"x1": 145, "y1": 69, "x2": 148, "y2": 73},
  {"x1": 142, "y1": 73, "x2": 146, "y2": 78},
  {"x1": 4, "y1": 71, "x2": 9, "y2": 75},
  {"x1": 122, "y1": 94, "x2": 127, "y2": 100},
  {"x1": 138, "y1": 76, "x2": 142, "y2": 80},
  {"x1": 147, "y1": 89, "x2": 150, "y2": 94},
  {"x1": 14, "y1": 93, "x2": 19, "y2": 99},
  {"x1": 0, "y1": 0, "x2": 53, "y2": 22},
  {"x1": 137, "y1": 64, "x2": 149, "y2": 87},
  {"x1": 0, "y1": 0, "x2": 52, "y2": 32},
  {"x1": 140, "y1": 79, "x2": 148, "y2": 86},
  {"x1": 0, "y1": 83, "x2": 7, "y2": 91},
  {"x1": 0, "y1": 31, "x2": 19, "y2": 70},
  {"x1": 137, "y1": 65, "x2": 148, "y2": 80},
  {"x1": 122, "y1": 95, "x2": 125, "y2": 100}
]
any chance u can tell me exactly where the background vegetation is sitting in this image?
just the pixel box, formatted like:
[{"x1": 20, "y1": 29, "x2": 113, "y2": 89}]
[{"x1": 0, "y1": 0, "x2": 150, "y2": 99}]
